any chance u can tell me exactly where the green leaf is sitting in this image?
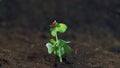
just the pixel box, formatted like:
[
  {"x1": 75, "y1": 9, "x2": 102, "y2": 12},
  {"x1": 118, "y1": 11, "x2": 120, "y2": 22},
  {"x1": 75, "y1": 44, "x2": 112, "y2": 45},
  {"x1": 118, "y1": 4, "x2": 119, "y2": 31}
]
[
  {"x1": 58, "y1": 39, "x2": 72, "y2": 55},
  {"x1": 63, "y1": 44, "x2": 72, "y2": 55},
  {"x1": 56, "y1": 23, "x2": 67, "y2": 33},
  {"x1": 53, "y1": 47, "x2": 59, "y2": 55},
  {"x1": 58, "y1": 39, "x2": 66, "y2": 46},
  {"x1": 46, "y1": 43, "x2": 54, "y2": 54},
  {"x1": 60, "y1": 46, "x2": 65, "y2": 55},
  {"x1": 60, "y1": 39, "x2": 71, "y2": 43},
  {"x1": 50, "y1": 29, "x2": 57, "y2": 37},
  {"x1": 50, "y1": 39, "x2": 56, "y2": 44}
]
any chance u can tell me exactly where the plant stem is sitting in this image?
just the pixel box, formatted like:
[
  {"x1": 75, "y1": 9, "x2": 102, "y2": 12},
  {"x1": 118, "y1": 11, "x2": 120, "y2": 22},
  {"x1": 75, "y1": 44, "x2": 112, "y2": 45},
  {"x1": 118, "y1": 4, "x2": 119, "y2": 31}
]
[
  {"x1": 60, "y1": 55, "x2": 62, "y2": 62},
  {"x1": 59, "y1": 48, "x2": 62, "y2": 62},
  {"x1": 56, "y1": 32, "x2": 58, "y2": 42},
  {"x1": 56, "y1": 32, "x2": 63, "y2": 62}
]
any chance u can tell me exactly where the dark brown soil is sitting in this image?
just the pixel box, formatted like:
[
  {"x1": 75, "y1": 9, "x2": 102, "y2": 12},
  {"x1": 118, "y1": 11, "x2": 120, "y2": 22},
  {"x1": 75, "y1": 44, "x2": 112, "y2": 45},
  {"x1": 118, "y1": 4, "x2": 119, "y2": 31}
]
[{"x1": 0, "y1": 27, "x2": 120, "y2": 68}]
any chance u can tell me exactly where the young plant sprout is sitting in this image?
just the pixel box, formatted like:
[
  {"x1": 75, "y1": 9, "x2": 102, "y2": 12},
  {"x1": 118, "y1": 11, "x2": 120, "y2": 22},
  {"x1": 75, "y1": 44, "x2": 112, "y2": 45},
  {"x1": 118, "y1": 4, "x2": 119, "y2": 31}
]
[{"x1": 46, "y1": 20, "x2": 72, "y2": 62}]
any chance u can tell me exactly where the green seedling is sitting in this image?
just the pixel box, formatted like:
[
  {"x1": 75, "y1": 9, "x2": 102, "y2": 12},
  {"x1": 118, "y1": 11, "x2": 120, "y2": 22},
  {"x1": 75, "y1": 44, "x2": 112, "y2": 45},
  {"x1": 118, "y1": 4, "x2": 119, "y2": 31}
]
[{"x1": 46, "y1": 20, "x2": 72, "y2": 62}]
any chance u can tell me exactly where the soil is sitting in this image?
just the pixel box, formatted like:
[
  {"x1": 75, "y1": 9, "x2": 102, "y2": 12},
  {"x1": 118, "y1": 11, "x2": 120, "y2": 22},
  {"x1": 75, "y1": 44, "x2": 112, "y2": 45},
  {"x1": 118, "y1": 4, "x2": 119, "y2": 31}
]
[{"x1": 0, "y1": 27, "x2": 120, "y2": 68}]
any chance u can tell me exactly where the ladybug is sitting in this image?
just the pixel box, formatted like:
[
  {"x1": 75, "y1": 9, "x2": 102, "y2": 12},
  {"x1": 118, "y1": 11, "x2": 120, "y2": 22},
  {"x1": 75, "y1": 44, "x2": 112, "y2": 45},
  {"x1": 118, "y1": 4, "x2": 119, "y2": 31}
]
[{"x1": 51, "y1": 20, "x2": 57, "y2": 28}]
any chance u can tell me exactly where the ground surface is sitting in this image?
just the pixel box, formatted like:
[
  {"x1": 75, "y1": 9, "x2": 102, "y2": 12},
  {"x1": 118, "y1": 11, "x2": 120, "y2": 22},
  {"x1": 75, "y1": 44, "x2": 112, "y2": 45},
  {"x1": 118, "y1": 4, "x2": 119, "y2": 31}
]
[{"x1": 0, "y1": 27, "x2": 120, "y2": 68}]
